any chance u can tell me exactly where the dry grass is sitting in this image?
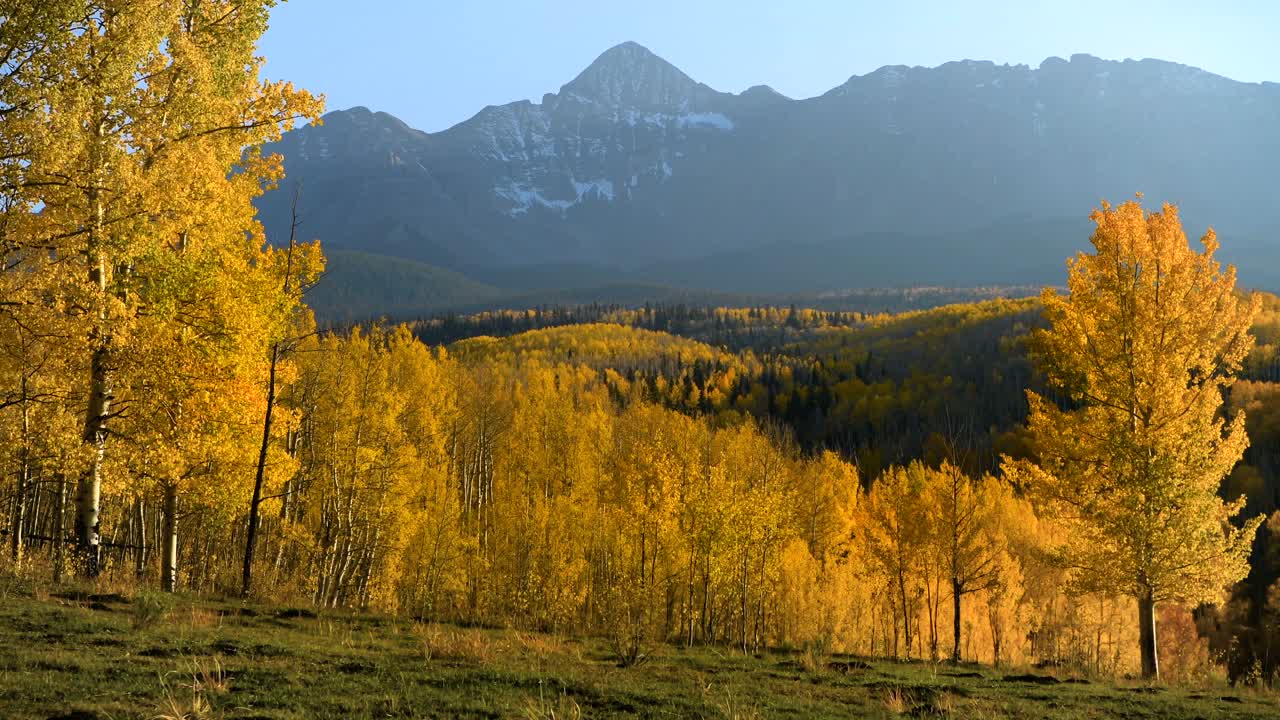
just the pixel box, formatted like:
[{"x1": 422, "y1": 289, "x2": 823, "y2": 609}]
[
  {"x1": 0, "y1": 554, "x2": 56, "y2": 602},
  {"x1": 701, "y1": 682, "x2": 763, "y2": 720},
  {"x1": 151, "y1": 689, "x2": 214, "y2": 720},
  {"x1": 132, "y1": 590, "x2": 174, "y2": 629},
  {"x1": 881, "y1": 686, "x2": 911, "y2": 715},
  {"x1": 413, "y1": 621, "x2": 496, "y2": 663},
  {"x1": 182, "y1": 604, "x2": 223, "y2": 631},
  {"x1": 188, "y1": 655, "x2": 229, "y2": 696},
  {"x1": 510, "y1": 628, "x2": 576, "y2": 662},
  {"x1": 933, "y1": 689, "x2": 958, "y2": 715},
  {"x1": 149, "y1": 655, "x2": 228, "y2": 720},
  {"x1": 520, "y1": 680, "x2": 583, "y2": 719},
  {"x1": 798, "y1": 643, "x2": 830, "y2": 674}
]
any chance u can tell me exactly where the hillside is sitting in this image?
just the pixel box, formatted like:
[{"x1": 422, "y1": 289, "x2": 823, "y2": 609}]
[
  {"x1": 448, "y1": 322, "x2": 740, "y2": 370},
  {"x1": 308, "y1": 249, "x2": 505, "y2": 322}
]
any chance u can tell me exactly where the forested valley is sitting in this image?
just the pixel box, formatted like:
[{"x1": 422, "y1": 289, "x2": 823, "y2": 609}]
[
  {"x1": 9, "y1": 254, "x2": 1280, "y2": 683},
  {"x1": 3, "y1": 4, "x2": 1280, "y2": 718}
]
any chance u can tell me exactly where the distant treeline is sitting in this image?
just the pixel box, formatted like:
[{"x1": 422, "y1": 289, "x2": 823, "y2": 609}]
[{"x1": 409, "y1": 304, "x2": 867, "y2": 348}]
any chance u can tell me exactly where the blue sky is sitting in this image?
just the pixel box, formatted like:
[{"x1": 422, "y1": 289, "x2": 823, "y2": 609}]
[{"x1": 259, "y1": 0, "x2": 1278, "y2": 132}]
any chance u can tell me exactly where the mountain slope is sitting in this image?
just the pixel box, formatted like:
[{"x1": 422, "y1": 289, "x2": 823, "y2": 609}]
[
  {"x1": 307, "y1": 250, "x2": 503, "y2": 322},
  {"x1": 257, "y1": 44, "x2": 1280, "y2": 300}
]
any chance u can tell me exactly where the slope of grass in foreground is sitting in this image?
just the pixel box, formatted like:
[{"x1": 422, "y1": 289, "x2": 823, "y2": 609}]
[{"x1": 0, "y1": 579, "x2": 1275, "y2": 719}]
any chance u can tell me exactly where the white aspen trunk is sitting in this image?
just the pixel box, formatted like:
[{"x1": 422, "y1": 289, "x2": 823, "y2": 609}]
[
  {"x1": 272, "y1": 474, "x2": 291, "y2": 574},
  {"x1": 52, "y1": 475, "x2": 67, "y2": 582},
  {"x1": 76, "y1": 338, "x2": 111, "y2": 577},
  {"x1": 1138, "y1": 587, "x2": 1160, "y2": 680},
  {"x1": 134, "y1": 499, "x2": 147, "y2": 580},
  {"x1": 161, "y1": 483, "x2": 178, "y2": 593},
  {"x1": 9, "y1": 377, "x2": 31, "y2": 566},
  {"x1": 10, "y1": 452, "x2": 27, "y2": 567},
  {"x1": 77, "y1": 108, "x2": 110, "y2": 578}
]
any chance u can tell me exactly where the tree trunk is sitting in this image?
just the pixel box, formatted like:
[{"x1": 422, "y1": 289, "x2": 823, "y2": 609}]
[
  {"x1": 10, "y1": 377, "x2": 31, "y2": 566},
  {"x1": 988, "y1": 595, "x2": 1004, "y2": 667},
  {"x1": 134, "y1": 499, "x2": 147, "y2": 580},
  {"x1": 52, "y1": 474, "x2": 66, "y2": 583},
  {"x1": 898, "y1": 573, "x2": 912, "y2": 659},
  {"x1": 10, "y1": 447, "x2": 27, "y2": 567},
  {"x1": 740, "y1": 554, "x2": 749, "y2": 652},
  {"x1": 161, "y1": 483, "x2": 178, "y2": 593},
  {"x1": 272, "y1": 476, "x2": 291, "y2": 574},
  {"x1": 78, "y1": 113, "x2": 110, "y2": 577},
  {"x1": 243, "y1": 341, "x2": 280, "y2": 597},
  {"x1": 1138, "y1": 589, "x2": 1159, "y2": 680},
  {"x1": 77, "y1": 333, "x2": 111, "y2": 578},
  {"x1": 244, "y1": 189, "x2": 300, "y2": 598},
  {"x1": 952, "y1": 578, "x2": 963, "y2": 662}
]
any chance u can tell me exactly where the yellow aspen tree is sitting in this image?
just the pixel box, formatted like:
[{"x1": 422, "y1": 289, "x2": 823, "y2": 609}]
[
  {"x1": 924, "y1": 462, "x2": 1006, "y2": 662},
  {"x1": 7, "y1": 0, "x2": 321, "y2": 576},
  {"x1": 775, "y1": 536, "x2": 827, "y2": 648},
  {"x1": 794, "y1": 450, "x2": 860, "y2": 563},
  {"x1": 975, "y1": 476, "x2": 1035, "y2": 666},
  {"x1": 680, "y1": 421, "x2": 727, "y2": 645},
  {"x1": 1006, "y1": 198, "x2": 1263, "y2": 679},
  {"x1": 713, "y1": 422, "x2": 793, "y2": 652},
  {"x1": 861, "y1": 463, "x2": 929, "y2": 659},
  {"x1": 388, "y1": 334, "x2": 467, "y2": 619},
  {"x1": 0, "y1": 237, "x2": 83, "y2": 570},
  {"x1": 121, "y1": 338, "x2": 266, "y2": 591},
  {"x1": 600, "y1": 404, "x2": 686, "y2": 660},
  {"x1": 243, "y1": 188, "x2": 324, "y2": 599},
  {"x1": 303, "y1": 327, "x2": 421, "y2": 609}
]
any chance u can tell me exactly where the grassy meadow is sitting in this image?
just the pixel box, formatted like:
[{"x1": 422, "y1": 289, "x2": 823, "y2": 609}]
[{"x1": 1, "y1": 574, "x2": 1275, "y2": 720}]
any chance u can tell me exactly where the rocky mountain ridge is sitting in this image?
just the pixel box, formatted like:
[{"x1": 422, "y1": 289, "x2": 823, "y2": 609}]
[{"x1": 256, "y1": 43, "x2": 1280, "y2": 299}]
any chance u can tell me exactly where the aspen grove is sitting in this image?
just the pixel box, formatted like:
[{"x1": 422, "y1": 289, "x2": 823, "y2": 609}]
[{"x1": 0, "y1": 1, "x2": 1268, "y2": 685}]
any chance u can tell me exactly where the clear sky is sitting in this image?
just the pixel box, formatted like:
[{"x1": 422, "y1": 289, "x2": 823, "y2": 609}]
[{"x1": 259, "y1": 0, "x2": 1279, "y2": 133}]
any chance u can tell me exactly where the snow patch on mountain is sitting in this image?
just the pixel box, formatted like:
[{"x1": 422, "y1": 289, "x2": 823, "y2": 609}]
[
  {"x1": 678, "y1": 112, "x2": 734, "y2": 130},
  {"x1": 496, "y1": 177, "x2": 617, "y2": 216},
  {"x1": 474, "y1": 104, "x2": 557, "y2": 163},
  {"x1": 619, "y1": 110, "x2": 735, "y2": 131},
  {"x1": 574, "y1": 178, "x2": 615, "y2": 201}
]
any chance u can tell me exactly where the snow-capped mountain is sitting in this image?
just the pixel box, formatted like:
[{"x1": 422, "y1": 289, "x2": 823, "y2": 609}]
[{"x1": 257, "y1": 43, "x2": 1280, "y2": 292}]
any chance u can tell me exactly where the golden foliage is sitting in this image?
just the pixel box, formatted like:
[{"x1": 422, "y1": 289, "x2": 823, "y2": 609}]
[
  {"x1": 2, "y1": 44, "x2": 1262, "y2": 685},
  {"x1": 1006, "y1": 198, "x2": 1262, "y2": 678},
  {"x1": 1009, "y1": 199, "x2": 1261, "y2": 604}
]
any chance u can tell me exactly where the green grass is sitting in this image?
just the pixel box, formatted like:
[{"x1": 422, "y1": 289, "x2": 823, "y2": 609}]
[{"x1": 0, "y1": 578, "x2": 1275, "y2": 719}]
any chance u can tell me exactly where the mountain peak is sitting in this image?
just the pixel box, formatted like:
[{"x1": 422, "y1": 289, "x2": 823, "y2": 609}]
[
  {"x1": 601, "y1": 40, "x2": 653, "y2": 57},
  {"x1": 584, "y1": 41, "x2": 665, "y2": 71},
  {"x1": 559, "y1": 41, "x2": 709, "y2": 109},
  {"x1": 739, "y1": 84, "x2": 791, "y2": 106}
]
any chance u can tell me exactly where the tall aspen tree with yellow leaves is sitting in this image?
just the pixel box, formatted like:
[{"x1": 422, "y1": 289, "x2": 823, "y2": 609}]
[
  {"x1": 1006, "y1": 198, "x2": 1262, "y2": 680},
  {"x1": 861, "y1": 462, "x2": 929, "y2": 658},
  {"x1": 0, "y1": 0, "x2": 321, "y2": 575},
  {"x1": 927, "y1": 463, "x2": 1006, "y2": 662}
]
